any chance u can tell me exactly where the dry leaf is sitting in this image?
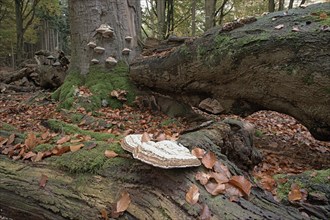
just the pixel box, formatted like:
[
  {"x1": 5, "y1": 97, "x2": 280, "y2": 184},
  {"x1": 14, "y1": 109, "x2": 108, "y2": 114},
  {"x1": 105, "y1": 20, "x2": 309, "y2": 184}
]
[
  {"x1": 56, "y1": 135, "x2": 71, "y2": 144},
  {"x1": 52, "y1": 146, "x2": 70, "y2": 156},
  {"x1": 105, "y1": 150, "x2": 118, "y2": 158},
  {"x1": 70, "y1": 144, "x2": 84, "y2": 152},
  {"x1": 274, "y1": 24, "x2": 284, "y2": 30},
  {"x1": 228, "y1": 176, "x2": 252, "y2": 198},
  {"x1": 41, "y1": 131, "x2": 50, "y2": 140},
  {"x1": 199, "y1": 204, "x2": 211, "y2": 220},
  {"x1": 185, "y1": 184, "x2": 200, "y2": 205},
  {"x1": 101, "y1": 209, "x2": 109, "y2": 220},
  {"x1": 209, "y1": 172, "x2": 229, "y2": 184},
  {"x1": 85, "y1": 142, "x2": 97, "y2": 150},
  {"x1": 7, "y1": 134, "x2": 15, "y2": 145},
  {"x1": 23, "y1": 151, "x2": 37, "y2": 160},
  {"x1": 155, "y1": 133, "x2": 166, "y2": 142},
  {"x1": 39, "y1": 174, "x2": 48, "y2": 188},
  {"x1": 33, "y1": 152, "x2": 44, "y2": 162},
  {"x1": 191, "y1": 147, "x2": 206, "y2": 159},
  {"x1": 141, "y1": 132, "x2": 151, "y2": 142},
  {"x1": 195, "y1": 172, "x2": 211, "y2": 185},
  {"x1": 320, "y1": 12, "x2": 328, "y2": 19},
  {"x1": 25, "y1": 133, "x2": 37, "y2": 149},
  {"x1": 202, "y1": 151, "x2": 217, "y2": 169},
  {"x1": 116, "y1": 191, "x2": 131, "y2": 213},
  {"x1": 205, "y1": 181, "x2": 226, "y2": 196},
  {"x1": 288, "y1": 183, "x2": 302, "y2": 201},
  {"x1": 225, "y1": 183, "x2": 244, "y2": 198},
  {"x1": 213, "y1": 161, "x2": 232, "y2": 178}
]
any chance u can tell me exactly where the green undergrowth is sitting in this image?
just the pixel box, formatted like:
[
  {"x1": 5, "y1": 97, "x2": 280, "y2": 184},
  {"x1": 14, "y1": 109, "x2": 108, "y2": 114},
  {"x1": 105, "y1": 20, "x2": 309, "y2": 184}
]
[
  {"x1": 52, "y1": 62, "x2": 137, "y2": 111},
  {"x1": 274, "y1": 169, "x2": 330, "y2": 201},
  {"x1": 0, "y1": 122, "x2": 19, "y2": 132},
  {"x1": 46, "y1": 119, "x2": 115, "y2": 141}
]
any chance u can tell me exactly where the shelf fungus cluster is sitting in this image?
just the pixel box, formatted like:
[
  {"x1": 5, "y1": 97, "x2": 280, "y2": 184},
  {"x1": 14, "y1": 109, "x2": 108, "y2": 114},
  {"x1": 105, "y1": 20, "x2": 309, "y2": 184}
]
[
  {"x1": 121, "y1": 134, "x2": 201, "y2": 168},
  {"x1": 96, "y1": 24, "x2": 114, "y2": 38}
]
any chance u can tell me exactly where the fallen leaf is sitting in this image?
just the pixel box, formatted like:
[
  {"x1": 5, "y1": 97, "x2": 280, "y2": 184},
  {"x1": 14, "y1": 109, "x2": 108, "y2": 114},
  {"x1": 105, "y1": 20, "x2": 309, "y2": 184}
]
[
  {"x1": 199, "y1": 204, "x2": 211, "y2": 220},
  {"x1": 85, "y1": 142, "x2": 97, "y2": 150},
  {"x1": 202, "y1": 151, "x2": 217, "y2": 169},
  {"x1": 292, "y1": 26, "x2": 300, "y2": 32},
  {"x1": 209, "y1": 172, "x2": 229, "y2": 184},
  {"x1": 191, "y1": 147, "x2": 206, "y2": 159},
  {"x1": 25, "y1": 133, "x2": 37, "y2": 149},
  {"x1": 116, "y1": 191, "x2": 131, "y2": 213},
  {"x1": 225, "y1": 183, "x2": 244, "y2": 198},
  {"x1": 205, "y1": 181, "x2": 226, "y2": 196},
  {"x1": 320, "y1": 12, "x2": 328, "y2": 19},
  {"x1": 213, "y1": 161, "x2": 231, "y2": 178},
  {"x1": 7, "y1": 134, "x2": 15, "y2": 145},
  {"x1": 185, "y1": 184, "x2": 200, "y2": 205},
  {"x1": 195, "y1": 172, "x2": 211, "y2": 185},
  {"x1": 274, "y1": 24, "x2": 284, "y2": 30},
  {"x1": 39, "y1": 174, "x2": 48, "y2": 188},
  {"x1": 52, "y1": 146, "x2": 70, "y2": 156},
  {"x1": 155, "y1": 133, "x2": 166, "y2": 142},
  {"x1": 100, "y1": 209, "x2": 109, "y2": 220},
  {"x1": 32, "y1": 152, "x2": 44, "y2": 162},
  {"x1": 23, "y1": 151, "x2": 37, "y2": 160},
  {"x1": 70, "y1": 144, "x2": 84, "y2": 152},
  {"x1": 228, "y1": 176, "x2": 252, "y2": 198},
  {"x1": 288, "y1": 183, "x2": 302, "y2": 201},
  {"x1": 41, "y1": 131, "x2": 50, "y2": 140},
  {"x1": 141, "y1": 132, "x2": 151, "y2": 142},
  {"x1": 56, "y1": 135, "x2": 71, "y2": 144},
  {"x1": 105, "y1": 150, "x2": 118, "y2": 158}
]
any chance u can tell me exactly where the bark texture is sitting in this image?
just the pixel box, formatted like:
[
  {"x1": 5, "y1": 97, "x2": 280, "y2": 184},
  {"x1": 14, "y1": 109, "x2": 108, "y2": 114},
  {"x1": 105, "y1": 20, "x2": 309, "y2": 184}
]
[
  {"x1": 130, "y1": 3, "x2": 330, "y2": 141},
  {"x1": 68, "y1": 0, "x2": 141, "y2": 75},
  {"x1": 0, "y1": 121, "x2": 308, "y2": 220}
]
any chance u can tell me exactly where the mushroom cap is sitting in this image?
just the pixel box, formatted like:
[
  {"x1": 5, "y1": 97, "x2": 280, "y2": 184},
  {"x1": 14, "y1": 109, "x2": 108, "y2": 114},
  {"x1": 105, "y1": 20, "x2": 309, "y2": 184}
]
[
  {"x1": 96, "y1": 24, "x2": 111, "y2": 33},
  {"x1": 91, "y1": 58, "x2": 99, "y2": 64},
  {"x1": 125, "y1": 36, "x2": 133, "y2": 41},
  {"x1": 102, "y1": 29, "x2": 114, "y2": 38},
  {"x1": 87, "y1": 42, "x2": 97, "y2": 48},
  {"x1": 121, "y1": 134, "x2": 201, "y2": 168},
  {"x1": 94, "y1": 46, "x2": 105, "y2": 54},
  {"x1": 122, "y1": 48, "x2": 131, "y2": 55},
  {"x1": 47, "y1": 55, "x2": 55, "y2": 60},
  {"x1": 105, "y1": 56, "x2": 118, "y2": 65},
  {"x1": 52, "y1": 61, "x2": 61, "y2": 66}
]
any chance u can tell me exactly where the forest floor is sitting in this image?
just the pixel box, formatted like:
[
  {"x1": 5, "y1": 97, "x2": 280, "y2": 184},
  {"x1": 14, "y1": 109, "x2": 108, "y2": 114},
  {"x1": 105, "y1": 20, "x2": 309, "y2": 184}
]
[{"x1": 0, "y1": 90, "x2": 329, "y2": 201}]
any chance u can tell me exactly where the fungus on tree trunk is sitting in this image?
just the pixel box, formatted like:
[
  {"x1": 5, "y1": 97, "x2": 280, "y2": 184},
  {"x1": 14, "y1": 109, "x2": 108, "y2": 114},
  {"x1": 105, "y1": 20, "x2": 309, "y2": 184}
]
[{"x1": 121, "y1": 134, "x2": 201, "y2": 168}]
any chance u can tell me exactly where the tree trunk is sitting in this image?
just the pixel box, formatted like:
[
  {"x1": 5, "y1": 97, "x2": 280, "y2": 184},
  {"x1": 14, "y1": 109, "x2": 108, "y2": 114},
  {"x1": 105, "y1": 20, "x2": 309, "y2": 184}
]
[
  {"x1": 68, "y1": 0, "x2": 141, "y2": 75},
  {"x1": 278, "y1": 0, "x2": 285, "y2": 11},
  {"x1": 268, "y1": 0, "x2": 275, "y2": 12},
  {"x1": 205, "y1": 0, "x2": 216, "y2": 30},
  {"x1": 0, "y1": 120, "x2": 310, "y2": 219},
  {"x1": 191, "y1": 0, "x2": 196, "y2": 36},
  {"x1": 14, "y1": 0, "x2": 24, "y2": 64},
  {"x1": 156, "y1": 0, "x2": 166, "y2": 39},
  {"x1": 288, "y1": 0, "x2": 294, "y2": 9},
  {"x1": 130, "y1": 3, "x2": 330, "y2": 141}
]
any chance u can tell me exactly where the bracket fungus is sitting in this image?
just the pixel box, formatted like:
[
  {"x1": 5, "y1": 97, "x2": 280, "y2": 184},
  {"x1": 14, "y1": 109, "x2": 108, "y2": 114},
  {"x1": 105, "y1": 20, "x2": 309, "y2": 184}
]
[
  {"x1": 122, "y1": 48, "x2": 131, "y2": 55},
  {"x1": 121, "y1": 134, "x2": 201, "y2": 169},
  {"x1": 105, "y1": 56, "x2": 118, "y2": 66},
  {"x1": 91, "y1": 58, "x2": 99, "y2": 64},
  {"x1": 94, "y1": 46, "x2": 105, "y2": 54},
  {"x1": 102, "y1": 29, "x2": 114, "y2": 38},
  {"x1": 87, "y1": 41, "x2": 97, "y2": 48},
  {"x1": 125, "y1": 36, "x2": 133, "y2": 42},
  {"x1": 96, "y1": 24, "x2": 111, "y2": 33}
]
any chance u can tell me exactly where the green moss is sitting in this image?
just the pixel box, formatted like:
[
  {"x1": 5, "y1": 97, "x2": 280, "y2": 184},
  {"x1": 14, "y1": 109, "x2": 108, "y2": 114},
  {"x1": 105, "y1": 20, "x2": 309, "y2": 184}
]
[
  {"x1": 52, "y1": 62, "x2": 137, "y2": 111},
  {"x1": 54, "y1": 142, "x2": 123, "y2": 173},
  {"x1": 160, "y1": 118, "x2": 177, "y2": 126},
  {"x1": 178, "y1": 45, "x2": 191, "y2": 58},
  {"x1": 46, "y1": 119, "x2": 115, "y2": 141},
  {"x1": 304, "y1": 169, "x2": 330, "y2": 184},
  {"x1": 33, "y1": 144, "x2": 53, "y2": 152},
  {"x1": 302, "y1": 73, "x2": 314, "y2": 85},
  {"x1": 69, "y1": 113, "x2": 84, "y2": 124},
  {"x1": 0, "y1": 122, "x2": 18, "y2": 132},
  {"x1": 254, "y1": 129, "x2": 263, "y2": 137}
]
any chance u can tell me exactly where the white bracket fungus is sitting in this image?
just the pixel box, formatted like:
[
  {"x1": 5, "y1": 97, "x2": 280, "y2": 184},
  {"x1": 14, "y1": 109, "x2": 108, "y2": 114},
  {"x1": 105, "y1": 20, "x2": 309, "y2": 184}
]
[
  {"x1": 91, "y1": 58, "x2": 99, "y2": 64},
  {"x1": 105, "y1": 56, "x2": 118, "y2": 66},
  {"x1": 121, "y1": 134, "x2": 201, "y2": 169},
  {"x1": 87, "y1": 42, "x2": 97, "y2": 48},
  {"x1": 94, "y1": 46, "x2": 105, "y2": 54},
  {"x1": 122, "y1": 48, "x2": 131, "y2": 55},
  {"x1": 125, "y1": 36, "x2": 133, "y2": 42}
]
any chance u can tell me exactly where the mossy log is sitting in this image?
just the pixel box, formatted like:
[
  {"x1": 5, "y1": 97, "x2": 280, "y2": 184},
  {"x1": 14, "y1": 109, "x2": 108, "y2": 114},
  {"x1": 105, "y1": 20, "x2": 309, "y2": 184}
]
[
  {"x1": 130, "y1": 3, "x2": 330, "y2": 141},
  {"x1": 0, "y1": 121, "x2": 310, "y2": 220}
]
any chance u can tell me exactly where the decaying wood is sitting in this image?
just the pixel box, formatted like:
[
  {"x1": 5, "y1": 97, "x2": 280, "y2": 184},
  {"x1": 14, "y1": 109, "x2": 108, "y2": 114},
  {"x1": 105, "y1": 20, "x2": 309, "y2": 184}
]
[
  {"x1": 0, "y1": 83, "x2": 36, "y2": 93},
  {"x1": 130, "y1": 3, "x2": 330, "y2": 141},
  {"x1": 0, "y1": 121, "x2": 314, "y2": 220},
  {"x1": 0, "y1": 67, "x2": 35, "y2": 84}
]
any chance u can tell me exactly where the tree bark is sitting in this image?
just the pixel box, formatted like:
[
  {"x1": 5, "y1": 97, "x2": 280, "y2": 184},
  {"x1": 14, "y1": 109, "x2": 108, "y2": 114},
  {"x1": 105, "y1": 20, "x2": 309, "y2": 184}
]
[
  {"x1": 268, "y1": 0, "x2": 275, "y2": 12},
  {"x1": 205, "y1": 0, "x2": 216, "y2": 30},
  {"x1": 288, "y1": 0, "x2": 294, "y2": 9},
  {"x1": 278, "y1": 0, "x2": 285, "y2": 11},
  {"x1": 130, "y1": 3, "x2": 330, "y2": 141},
  {"x1": 191, "y1": 0, "x2": 196, "y2": 36},
  {"x1": 0, "y1": 120, "x2": 309, "y2": 220},
  {"x1": 68, "y1": 0, "x2": 141, "y2": 75}
]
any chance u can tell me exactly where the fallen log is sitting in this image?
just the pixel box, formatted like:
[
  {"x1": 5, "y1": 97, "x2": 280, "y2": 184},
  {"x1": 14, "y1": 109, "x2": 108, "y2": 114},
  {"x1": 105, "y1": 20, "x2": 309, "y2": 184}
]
[
  {"x1": 0, "y1": 67, "x2": 35, "y2": 84},
  {"x1": 130, "y1": 3, "x2": 330, "y2": 141}
]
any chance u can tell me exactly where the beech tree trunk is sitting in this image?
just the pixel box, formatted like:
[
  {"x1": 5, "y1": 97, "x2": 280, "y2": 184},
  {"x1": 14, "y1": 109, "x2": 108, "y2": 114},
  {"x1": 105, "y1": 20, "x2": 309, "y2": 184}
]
[
  {"x1": 205, "y1": 0, "x2": 216, "y2": 30},
  {"x1": 130, "y1": 3, "x2": 330, "y2": 141},
  {"x1": 68, "y1": 0, "x2": 141, "y2": 75}
]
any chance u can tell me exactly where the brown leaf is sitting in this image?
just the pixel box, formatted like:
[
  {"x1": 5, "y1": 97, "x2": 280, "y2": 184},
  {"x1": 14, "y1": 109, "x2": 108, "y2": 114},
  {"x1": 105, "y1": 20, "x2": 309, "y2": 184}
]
[
  {"x1": 85, "y1": 142, "x2": 97, "y2": 150},
  {"x1": 100, "y1": 209, "x2": 109, "y2": 220},
  {"x1": 225, "y1": 183, "x2": 243, "y2": 198},
  {"x1": 32, "y1": 152, "x2": 44, "y2": 162},
  {"x1": 116, "y1": 191, "x2": 131, "y2": 213},
  {"x1": 70, "y1": 144, "x2": 84, "y2": 152},
  {"x1": 288, "y1": 183, "x2": 302, "y2": 201},
  {"x1": 214, "y1": 160, "x2": 231, "y2": 179},
  {"x1": 105, "y1": 150, "x2": 118, "y2": 158},
  {"x1": 320, "y1": 12, "x2": 328, "y2": 19},
  {"x1": 195, "y1": 172, "x2": 211, "y2": 185},
  {"x1": 23, "y1": 151, "x2": 37, "y2": 160},
  {"x1": 25, "y1": 133, "x2": 38, "y2": 149},
  {"x1": 228, "y1": 176, "x2": 252, "y2": 198},
  {"x1": 7, "y1": 134, "x2": 15, "y2": 145},
  {"x1": 274, "y1": 24, "x2": 284, "y2": 30},
  {"x1": 202, "y1": 151, "x2": 217, "y2": 169},
  {"x1": 39, "y1": 174, "x2": 48, "y2": 188},
  {"x1": 52, "y1": 146, "x2": 70, "y2": 156},
  {"x1": 199, "y1": 204, "x2": 211, "y2": 220},
  {"x1": 185, "y1": 184, "x2": 200, "y2": 205},
  {"x1": 205, "y1": 181, "x2": 226, "y2": 196},
  {"x1": 191, "y1": 147, "x2": 206, "y2": 159},
  {"x1": 155, "y1": 133, "x2": 166, "y2": 142},
  {"x1": 41, "y1": 131, "x2": 50, "y2": 140},
  {"x1": 209, "y1": 172, "x2": 229, "y2": 184},
  {"x1": 141, "y1": 132, "x2": 151, "y2": 142},
  {"x1": 56, "y1": 135, "x2": 71, "y2": 144}
]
